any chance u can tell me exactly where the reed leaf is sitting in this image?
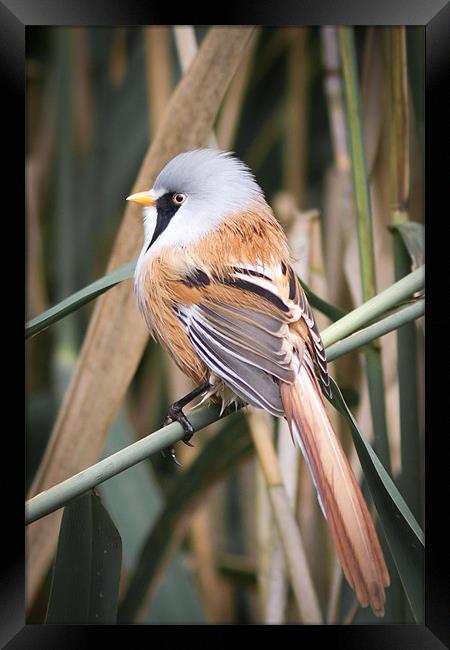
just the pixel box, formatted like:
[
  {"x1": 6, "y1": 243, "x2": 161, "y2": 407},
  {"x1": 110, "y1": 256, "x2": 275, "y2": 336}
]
[
  {"x1": 389, "y1": 221, "x2": 424, "y2": 271},
  {"x1": 46, "y1": 491, "x2": 122, "y2": 623},
  {"x1": 26, "y1": 261, "x2": 135, "y2": 339},
  {"x1": 327, "y1": 378, "x2": 424, "y2": 622}
]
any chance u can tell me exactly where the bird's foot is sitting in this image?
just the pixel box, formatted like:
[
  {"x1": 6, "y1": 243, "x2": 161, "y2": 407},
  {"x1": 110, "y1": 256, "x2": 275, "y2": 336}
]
[{"x1": 161, "y1": 404, "x2": 195, "y2": 466}]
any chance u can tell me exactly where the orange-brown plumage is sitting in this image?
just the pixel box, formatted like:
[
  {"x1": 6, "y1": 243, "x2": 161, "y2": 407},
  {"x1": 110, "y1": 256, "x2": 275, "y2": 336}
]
[
  {"x1": 136, "y1": 202, "x2": 292, "y2": 382},
  {"x1": 131, "y1": 148, "x2": 390, "y2": 617}
]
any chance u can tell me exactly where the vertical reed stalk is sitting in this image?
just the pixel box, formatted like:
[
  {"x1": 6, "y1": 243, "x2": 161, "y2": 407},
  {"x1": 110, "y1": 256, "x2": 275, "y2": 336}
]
[
  {"x1": 339, "y1": 27, "x2": 406, "y2": 622},
  {"x1": 216, "y1": 30, "x2": 258, "y2": 150},
  {"x1": 247, "y1": 410, "x2": 322, "y2": 623},
  {"x1": 337, "y1": 28, "x2": 375, "y2": 300},
  {"x1": 145, "y1": 27, "x2": 172, "y2": 136},
  {"x1": 283, "y1": 28, "x2": 309, "y2": 207},
  {"x1": 388, "y1": 28, "x2": 410, "y2": 226},
  {"x1": 265, "y1": 417, "x2": 299, "y2": 622},
  {"x1": 321, "y1": 27, "x2": 351, "y2": 172},
  {"x1": 338, "y1": 27, "x2": 392, "y2": 475},
  {"x1": 387, "y1": 28, "x2": 421, "y2": 522},
  {"x1": 108, "y1": 28, "x2": 127, "y2": 87},
  {"x1": 255, "y1": 458, "x2": 272, "y2": 619},
  {"x1": 173, "y1": 26, "x2": 218, "y2": 149}
]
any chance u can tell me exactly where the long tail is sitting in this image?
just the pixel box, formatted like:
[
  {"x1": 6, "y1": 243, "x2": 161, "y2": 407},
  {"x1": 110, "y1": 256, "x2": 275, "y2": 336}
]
[{"x1": 280, "y1": 354, "x2": 390, "y2": 617}]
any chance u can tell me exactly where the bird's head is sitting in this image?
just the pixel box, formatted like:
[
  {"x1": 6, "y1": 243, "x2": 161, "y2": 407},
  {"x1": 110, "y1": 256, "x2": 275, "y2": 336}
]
[{"x1": 127, "y1": 149, "x2": 265, "y2": 257}]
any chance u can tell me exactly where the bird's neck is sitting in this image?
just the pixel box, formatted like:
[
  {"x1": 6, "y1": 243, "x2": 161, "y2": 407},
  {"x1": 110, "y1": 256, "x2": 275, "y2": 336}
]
[{"x1": 186, "y1": 203, "x2": 291, "y2": 275}]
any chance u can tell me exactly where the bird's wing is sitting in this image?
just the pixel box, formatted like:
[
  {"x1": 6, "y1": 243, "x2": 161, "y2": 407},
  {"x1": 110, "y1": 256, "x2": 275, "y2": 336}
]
[
  {"x1": 284, "y1": 265, "x2": 331, "y2": 397},
  {"x1": 172, "y1": 261, "x2": 330, "y2": 415}
]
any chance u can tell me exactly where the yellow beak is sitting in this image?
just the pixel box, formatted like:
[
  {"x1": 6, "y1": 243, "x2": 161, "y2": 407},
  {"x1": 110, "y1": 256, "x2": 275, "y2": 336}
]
[{"x1": 126, "y1": 191, "x2": 157, "y2": 206}]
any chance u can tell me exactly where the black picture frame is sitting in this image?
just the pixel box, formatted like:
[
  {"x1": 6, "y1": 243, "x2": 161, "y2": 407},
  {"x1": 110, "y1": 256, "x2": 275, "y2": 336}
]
[{"x1": 6, "y1": 0, "x2": 449, "y2": 647}]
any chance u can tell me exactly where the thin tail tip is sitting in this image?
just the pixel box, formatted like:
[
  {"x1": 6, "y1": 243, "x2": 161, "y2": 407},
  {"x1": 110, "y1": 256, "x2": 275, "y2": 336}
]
[
  {"x1": 348, "y1": 566, "x2": 390, "y2": 617},
  {"x1": 367, "y1": 579, "x2": 389, "y2": 618},
  {"x1": 372, "y1": 604, "x2": 386, "y2": 618}
]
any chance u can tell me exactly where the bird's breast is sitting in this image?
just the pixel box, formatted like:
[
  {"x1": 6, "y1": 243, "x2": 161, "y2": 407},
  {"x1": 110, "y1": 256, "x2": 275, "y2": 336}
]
[{"x1": 134, "y1": 248, "x2": 210, "y2": 383}]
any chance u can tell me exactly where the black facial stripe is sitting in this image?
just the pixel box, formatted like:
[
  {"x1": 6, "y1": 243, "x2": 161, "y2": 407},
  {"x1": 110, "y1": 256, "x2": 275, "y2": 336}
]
[{"x1": 146, "y1": 191, "x2": 182, "y2": 252}]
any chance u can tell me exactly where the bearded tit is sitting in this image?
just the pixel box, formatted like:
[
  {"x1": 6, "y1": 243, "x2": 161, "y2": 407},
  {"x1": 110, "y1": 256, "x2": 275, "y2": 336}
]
[{"x1": 127, "y1": 148, "x2": 389, "y2": 617}]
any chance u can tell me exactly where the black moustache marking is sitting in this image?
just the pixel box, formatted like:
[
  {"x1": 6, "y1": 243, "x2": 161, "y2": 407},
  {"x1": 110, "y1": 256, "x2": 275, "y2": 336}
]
[{"x1": 146, "y1": 191, "x2": 181, "y2": 252}]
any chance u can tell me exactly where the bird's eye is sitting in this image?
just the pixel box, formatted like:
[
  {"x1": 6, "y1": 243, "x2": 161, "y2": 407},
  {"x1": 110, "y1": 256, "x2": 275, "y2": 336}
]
[{"x1": 173, "y1": 192, "x2": 187, "y2": 205}]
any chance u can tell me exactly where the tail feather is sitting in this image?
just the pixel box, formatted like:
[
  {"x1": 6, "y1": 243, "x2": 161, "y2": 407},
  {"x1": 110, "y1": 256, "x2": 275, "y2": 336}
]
[{"x1": 280, "y1": 355, "x2": 390, "y2": 617}]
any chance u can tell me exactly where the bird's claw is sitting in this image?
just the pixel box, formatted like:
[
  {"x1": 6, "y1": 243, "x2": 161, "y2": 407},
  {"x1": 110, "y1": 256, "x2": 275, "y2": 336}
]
[
  {"x1": 161, "y1": 405, "x2": 196, "y2": 466},
  {"x1": 161, "y1": 445, "x2": 183, "y2": 467}
]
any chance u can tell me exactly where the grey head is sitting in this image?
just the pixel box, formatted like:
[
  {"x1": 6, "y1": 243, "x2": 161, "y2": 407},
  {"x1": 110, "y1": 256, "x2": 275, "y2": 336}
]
[
  {"x1": 153, "y1": 148, "x2": 263, "y2": 207},
  {"x1": 139, "y1": 149, "x2": 265, "y2": 257}
]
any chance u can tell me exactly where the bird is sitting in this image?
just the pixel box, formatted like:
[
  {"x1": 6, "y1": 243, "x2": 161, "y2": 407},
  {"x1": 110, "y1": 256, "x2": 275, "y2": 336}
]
[{"x1": 127, "y1": 148, "x2": 390, "y2": 618}]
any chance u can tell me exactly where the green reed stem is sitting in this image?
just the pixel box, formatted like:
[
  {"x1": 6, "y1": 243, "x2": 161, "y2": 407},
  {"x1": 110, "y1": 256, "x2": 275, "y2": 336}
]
[
  {"x1": 338, "y1": 26, "x2": 391, "y2": 474},
  {"x1": 387, "y1": 27, "x2": 421, "y2": 523}
]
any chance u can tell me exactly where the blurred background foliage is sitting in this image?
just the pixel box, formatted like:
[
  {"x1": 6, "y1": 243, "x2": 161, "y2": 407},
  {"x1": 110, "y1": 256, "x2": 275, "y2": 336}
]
[{"x1": 26, "y1": 26, "x2": 424, "y2": 624}]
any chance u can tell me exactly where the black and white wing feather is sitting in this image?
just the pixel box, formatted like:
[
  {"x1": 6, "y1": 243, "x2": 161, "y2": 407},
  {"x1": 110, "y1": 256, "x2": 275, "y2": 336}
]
[{"x1": 175, "y1": 261, "x2": 330, "y2": 414}]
